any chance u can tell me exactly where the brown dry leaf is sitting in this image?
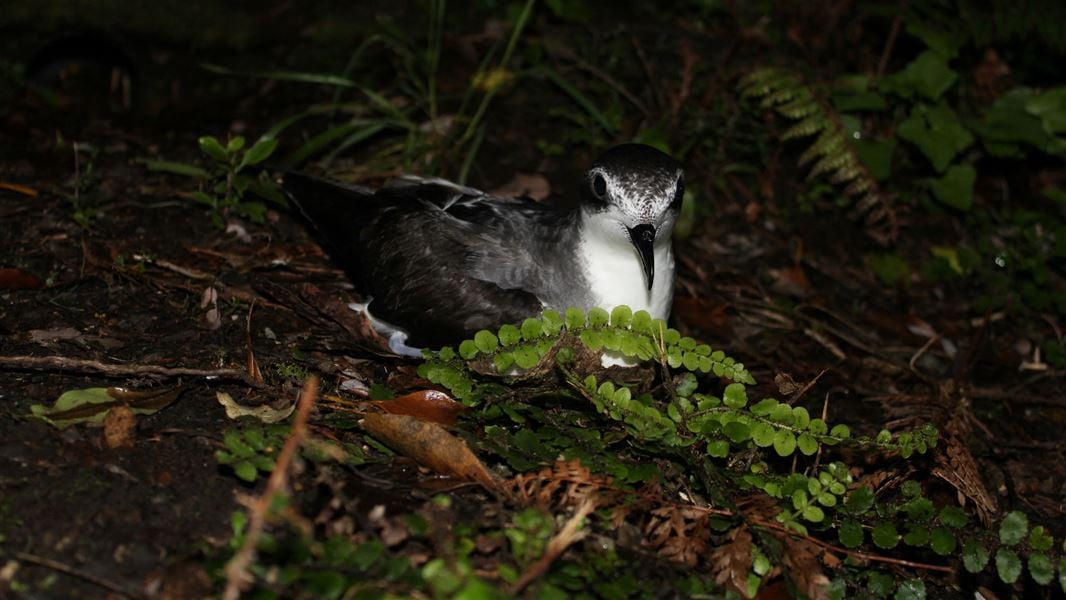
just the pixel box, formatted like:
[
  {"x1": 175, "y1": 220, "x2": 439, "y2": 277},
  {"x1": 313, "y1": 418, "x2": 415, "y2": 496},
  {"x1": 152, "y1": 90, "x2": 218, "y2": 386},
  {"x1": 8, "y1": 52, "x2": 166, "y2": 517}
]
[
  {"x1": 360, "y1": 412, "x2": 498, "y2": 493},
  {"x1": 103, "y1": 405, "x2": 136, "y2": 449},
  {"x1": 216, "y1": 392, "x2": 295, "y2": 423},
  {"x1": 710, "y1": 525, "x2": 754, "y2": 597},
  {"x1": 504, "y1": 459, "x2": 612, "y2": 509},
  {"x1": 774, "y1": 373, "x2": 801, "y2": 396},
  {"x1": 768, "y1": 266, "x2": 813, "y2": 297},
  {"x1": 933, "y1": 430, "x2": 998, "y2": 525},
  {"x1": 780, "y1": 537, "x2": 830, "y2": 600},
  {"x1": 372, "y1": 389, "x2": 468, "y2": 426},
  {"x1": 0, "y1": 268, "x2": 43, "y2": 290},
  {"x1": 0, "y1": 181, "x2": 38, "y2": 196},
  {"x1": 644, "y1": 506, "x2": 711, "y2": 566}
]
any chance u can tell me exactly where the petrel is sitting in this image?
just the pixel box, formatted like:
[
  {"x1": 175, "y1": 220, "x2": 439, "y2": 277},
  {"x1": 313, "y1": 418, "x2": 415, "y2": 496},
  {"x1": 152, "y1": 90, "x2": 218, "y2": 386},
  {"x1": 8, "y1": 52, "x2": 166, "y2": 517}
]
[{"x1": 284, "y1": 144, "x2": 684, "y2": 356}]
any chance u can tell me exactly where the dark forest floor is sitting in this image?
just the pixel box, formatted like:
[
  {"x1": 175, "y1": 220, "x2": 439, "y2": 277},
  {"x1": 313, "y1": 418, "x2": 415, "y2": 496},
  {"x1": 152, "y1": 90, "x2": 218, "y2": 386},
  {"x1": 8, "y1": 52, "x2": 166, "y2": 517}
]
[{"x1": 1, "y1": 2, "x2": 1064, "y2": 599}]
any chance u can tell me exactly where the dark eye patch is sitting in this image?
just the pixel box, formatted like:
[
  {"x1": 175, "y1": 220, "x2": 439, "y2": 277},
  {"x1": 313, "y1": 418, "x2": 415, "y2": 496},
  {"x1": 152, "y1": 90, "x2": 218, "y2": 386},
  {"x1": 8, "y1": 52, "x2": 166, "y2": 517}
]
[{"x1": 592, "y1": 174, "x2": 607, "y2": 198}]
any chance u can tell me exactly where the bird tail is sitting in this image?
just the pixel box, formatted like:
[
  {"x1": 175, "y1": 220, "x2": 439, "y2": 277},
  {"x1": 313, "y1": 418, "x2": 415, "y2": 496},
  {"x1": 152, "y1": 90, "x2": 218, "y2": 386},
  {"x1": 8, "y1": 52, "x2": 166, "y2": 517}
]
[{"x1": 281, "y1": 172, "x2": 375, "y2": 274}]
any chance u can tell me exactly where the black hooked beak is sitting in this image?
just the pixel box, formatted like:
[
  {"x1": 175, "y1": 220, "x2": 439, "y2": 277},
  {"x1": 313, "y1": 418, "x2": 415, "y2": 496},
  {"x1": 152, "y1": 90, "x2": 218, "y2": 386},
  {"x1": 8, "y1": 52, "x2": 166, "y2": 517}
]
[{"x1": 627, "y1": 224, "x2": 657, "y2": 291}]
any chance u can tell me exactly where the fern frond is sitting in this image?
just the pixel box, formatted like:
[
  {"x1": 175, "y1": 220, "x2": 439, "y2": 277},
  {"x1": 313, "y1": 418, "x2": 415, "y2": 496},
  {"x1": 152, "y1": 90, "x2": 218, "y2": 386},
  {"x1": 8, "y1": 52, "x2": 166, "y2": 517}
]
[
  {"x1": 781, "y1": 114, "x2": 829, "y2": 140},
  {"x1": 798, "y1": 130, "x2": 844, "y2": 166},
  {"x1": 807, "y1": 150, "x2": 854, "y2": 180},
  {"x1": 777, "y1": 96, "x2": 819, "y2": 120},
  {"x1": 738, "y1": 65, "x2": 898, "y2": 243}
]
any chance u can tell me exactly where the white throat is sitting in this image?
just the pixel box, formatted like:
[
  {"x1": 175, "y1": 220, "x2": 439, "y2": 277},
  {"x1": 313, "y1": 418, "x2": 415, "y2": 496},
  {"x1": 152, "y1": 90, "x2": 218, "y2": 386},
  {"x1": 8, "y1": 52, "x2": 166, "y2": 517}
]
[{"x1": 576, "y1": 212, "x2": 675, "y2": 319}]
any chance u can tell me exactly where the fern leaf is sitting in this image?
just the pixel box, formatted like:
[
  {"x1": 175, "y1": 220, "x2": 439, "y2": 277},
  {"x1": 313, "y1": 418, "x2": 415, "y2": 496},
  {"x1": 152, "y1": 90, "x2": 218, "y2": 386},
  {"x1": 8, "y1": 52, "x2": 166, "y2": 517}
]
[
  {"x1": 781, "y1": 114, "x2": 829, "y2": 140},
  {"x1": 777, "y1": 96, "x2": 818, "y2": 119},
  {"x1": 798, "y1": 130, "x2": 843, "y2": 166},
  {"x1": 841, "y1": 177, "x2": 872, "y2": 196},
  {"x1": 828, "y1": 164, "x2": 862, "y2": 185},
  {"x1": 807, "y1": 150, "x2": 854, "y2": 180}
]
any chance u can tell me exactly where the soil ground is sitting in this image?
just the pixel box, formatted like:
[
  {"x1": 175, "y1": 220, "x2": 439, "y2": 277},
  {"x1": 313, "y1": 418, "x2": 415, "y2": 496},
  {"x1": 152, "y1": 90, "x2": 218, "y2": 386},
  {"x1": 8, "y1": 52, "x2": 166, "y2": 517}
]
[{"x1": 1, "y1": 4, "x2": 1063, "y2": 598}]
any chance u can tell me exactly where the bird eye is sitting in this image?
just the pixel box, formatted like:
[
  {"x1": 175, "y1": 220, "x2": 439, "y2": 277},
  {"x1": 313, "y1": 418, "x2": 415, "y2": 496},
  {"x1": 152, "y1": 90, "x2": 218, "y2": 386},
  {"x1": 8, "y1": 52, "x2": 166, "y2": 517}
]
[
  {"x1": 592, "y1": 174, "x2": 607, "y2": 198},
  {"x1": 671, "y1": 179, "x2": 685, "y2": 209}
]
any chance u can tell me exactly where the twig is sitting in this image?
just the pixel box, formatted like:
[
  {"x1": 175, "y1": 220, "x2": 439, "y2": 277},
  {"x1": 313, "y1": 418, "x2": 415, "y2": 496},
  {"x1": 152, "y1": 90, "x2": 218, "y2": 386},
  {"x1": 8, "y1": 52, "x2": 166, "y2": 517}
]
[
  {"x1": 223, "y1": 376, "x2": 319, "y2": 600},
  {"x1": 789, "y1": 368, "x2": 829, "y2": 404},
  {"x1": 14, "y1": 551, "x2": 139, "y2": 599},
  {"x1": 0, "y1": 354, "x2": 265, "y2": 388},
  {"x1": 873, "y1": 13, "x2": 904, "y2": 85},
  {"x1": 510, "y1": 498, "x2": 596, "y2": 593},
  {"x1": 759, "y1": 520, "x2": 954, "y2": 574}
]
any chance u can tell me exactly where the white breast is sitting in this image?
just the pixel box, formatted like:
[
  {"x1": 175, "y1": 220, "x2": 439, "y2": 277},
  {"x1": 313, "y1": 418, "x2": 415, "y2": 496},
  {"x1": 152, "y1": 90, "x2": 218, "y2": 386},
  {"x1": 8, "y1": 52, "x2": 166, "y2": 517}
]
[{"x1": 577, "y1": 222, "x2": 675, "y2": 319}]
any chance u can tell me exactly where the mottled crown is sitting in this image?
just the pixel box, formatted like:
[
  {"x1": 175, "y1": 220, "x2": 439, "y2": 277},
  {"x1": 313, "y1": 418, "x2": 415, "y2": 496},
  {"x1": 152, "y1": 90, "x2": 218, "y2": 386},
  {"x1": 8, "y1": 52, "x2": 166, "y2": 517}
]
[{"x1": 585, "y1": 144, "x2": 684, "y2": 221}]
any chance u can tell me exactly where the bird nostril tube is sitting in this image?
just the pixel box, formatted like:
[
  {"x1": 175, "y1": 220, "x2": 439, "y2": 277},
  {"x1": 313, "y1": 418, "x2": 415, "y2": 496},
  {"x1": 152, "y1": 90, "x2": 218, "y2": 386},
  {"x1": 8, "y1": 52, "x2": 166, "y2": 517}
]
[{"x1": 627, "y1": 224, "x2": 657, "y2": 291}]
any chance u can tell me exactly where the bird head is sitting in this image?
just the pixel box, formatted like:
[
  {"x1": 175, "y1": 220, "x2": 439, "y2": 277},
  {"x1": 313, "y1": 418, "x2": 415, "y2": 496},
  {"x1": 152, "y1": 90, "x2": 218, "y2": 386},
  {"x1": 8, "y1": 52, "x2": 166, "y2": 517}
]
[{"x1": 581, "y1": 143, "x2": 685, "y2": 291}]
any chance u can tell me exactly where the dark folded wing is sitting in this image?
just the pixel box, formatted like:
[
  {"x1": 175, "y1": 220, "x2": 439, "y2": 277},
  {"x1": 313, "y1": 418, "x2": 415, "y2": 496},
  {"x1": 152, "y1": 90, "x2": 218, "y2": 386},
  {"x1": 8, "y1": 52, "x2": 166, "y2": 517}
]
[{"x1": 282, "y1": 173, "x2": 548, "y2": 347}]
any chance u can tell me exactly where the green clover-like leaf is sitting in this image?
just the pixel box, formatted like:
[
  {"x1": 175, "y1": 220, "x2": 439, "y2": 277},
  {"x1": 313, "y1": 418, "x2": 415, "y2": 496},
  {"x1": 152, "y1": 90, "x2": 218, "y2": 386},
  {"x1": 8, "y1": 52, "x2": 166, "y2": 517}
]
[
  {"x1": 871, "y1": 522, "x2": 899, "y2": 549},
  {"x1": 995, "y1": 547, "x2": 1022, "y2": 583},
  {"x1": 999, "y1": 511, "x2": 1029, "y2": 546}
]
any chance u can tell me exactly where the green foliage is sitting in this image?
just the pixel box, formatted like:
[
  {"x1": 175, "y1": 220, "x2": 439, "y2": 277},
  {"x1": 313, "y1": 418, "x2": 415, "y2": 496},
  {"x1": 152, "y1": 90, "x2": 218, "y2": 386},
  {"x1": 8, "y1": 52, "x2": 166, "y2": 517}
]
[
  {"x1": 417, "y1": 303, "x2": 1066, "y2": 596},
  {"x1": 739, "y1": 68, "x2": 887, "y2": 214},
  {"x1": 215, "y1": 425, "x2": 286, "y2": 482},
  {"x1": 139, "y1": 134, "x2": 285, "y2": 228},
  {"x1": 740, "y1": 13, "x2": 1066, "y2": 368},
  {"x1": 214, "y1": 424, "x2": 355, "y2": 482}
]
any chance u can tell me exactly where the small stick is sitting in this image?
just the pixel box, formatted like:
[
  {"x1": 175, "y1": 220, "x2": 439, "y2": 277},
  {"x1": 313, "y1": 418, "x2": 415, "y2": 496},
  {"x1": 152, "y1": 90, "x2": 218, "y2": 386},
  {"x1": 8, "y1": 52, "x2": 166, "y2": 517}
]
[
  {"x1": 223, "y1": 376, "x2": 319, "y2": 600},
  {"x1": 0, "y1": 355, "x2": 264, "y2": 388},
  {"x1": 510, "y1": 498, "x2": 596, "y2": 593}
]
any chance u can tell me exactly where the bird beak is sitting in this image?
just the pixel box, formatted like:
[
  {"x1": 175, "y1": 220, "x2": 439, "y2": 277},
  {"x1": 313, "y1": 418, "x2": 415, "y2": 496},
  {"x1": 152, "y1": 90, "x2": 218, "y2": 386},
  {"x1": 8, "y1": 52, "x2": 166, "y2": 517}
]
[{"x1": 627, "y1": 224, "x2": 657, "y2": 291}]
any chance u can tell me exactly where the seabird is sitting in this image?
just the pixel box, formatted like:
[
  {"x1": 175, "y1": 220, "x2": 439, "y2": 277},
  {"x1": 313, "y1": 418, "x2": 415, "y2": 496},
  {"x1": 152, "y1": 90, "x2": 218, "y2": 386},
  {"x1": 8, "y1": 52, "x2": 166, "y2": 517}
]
[{"x1": 283, "y1": 143, "x2": 684, "y2": 356}]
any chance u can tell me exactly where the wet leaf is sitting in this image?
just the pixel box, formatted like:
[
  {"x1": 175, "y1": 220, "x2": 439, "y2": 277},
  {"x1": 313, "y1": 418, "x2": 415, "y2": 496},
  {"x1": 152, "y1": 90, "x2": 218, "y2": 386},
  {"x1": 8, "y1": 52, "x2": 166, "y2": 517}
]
[
  {"x1": 360, "y1": 412, "x2": 498, "y2": 493},
  {"x1": 372, "y1": 390, "x2": 467, "y2": 427},
  {"x1": 31, "y1": 386, "x2": 183, "y2": 429}
]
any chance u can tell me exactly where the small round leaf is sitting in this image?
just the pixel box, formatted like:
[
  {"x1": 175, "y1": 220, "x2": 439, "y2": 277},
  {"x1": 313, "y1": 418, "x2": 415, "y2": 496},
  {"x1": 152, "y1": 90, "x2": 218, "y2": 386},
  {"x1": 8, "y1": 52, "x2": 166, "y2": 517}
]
[
  {"x1": 999, "y1": 511, "x2": 1029, "y2": 546},
  {"x1": 995, "y1": 547, "x2": 1022, "y2": 583},
  {"x1": 871, "y1": 522, "x2": 899, "y2": 549},
  {"x1": 773, "y1": 430, "x2": 797, "y2": 457}
]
